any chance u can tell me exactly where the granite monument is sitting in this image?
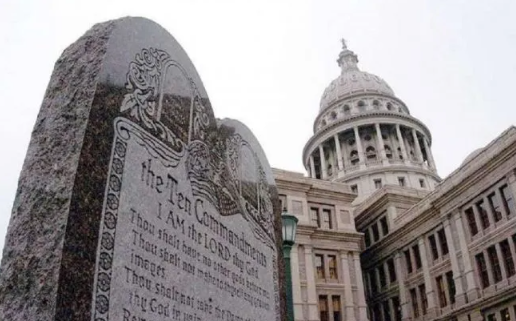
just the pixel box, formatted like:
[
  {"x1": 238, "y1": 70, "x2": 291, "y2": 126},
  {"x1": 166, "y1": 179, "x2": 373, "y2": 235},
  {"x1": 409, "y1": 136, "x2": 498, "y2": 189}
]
[{"x1": 0, "y1": 17, "x2": 284, "y2": 321}]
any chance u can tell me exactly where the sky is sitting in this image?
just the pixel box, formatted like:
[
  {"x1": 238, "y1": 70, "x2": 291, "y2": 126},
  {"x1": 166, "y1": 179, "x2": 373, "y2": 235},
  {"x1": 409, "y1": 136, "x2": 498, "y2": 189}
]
[{"x1": 0, "y1": 0, "x2": 516, "y2": 254}]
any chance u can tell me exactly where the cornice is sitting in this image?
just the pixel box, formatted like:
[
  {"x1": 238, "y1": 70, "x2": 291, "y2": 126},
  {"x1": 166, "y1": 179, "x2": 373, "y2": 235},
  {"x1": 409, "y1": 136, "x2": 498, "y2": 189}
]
[
  {"x1": 333, "y1": 163, "x2": 441, "y2": 183},
  {"x1": 354, "y1": 185, "x2": 429, "y2": 219},
  {"x1": 273, "y1": 168, "x2": 357, "y2": 202},
  {"x1": 296, "y1": 224, "x2": 363, "y2": 243}
]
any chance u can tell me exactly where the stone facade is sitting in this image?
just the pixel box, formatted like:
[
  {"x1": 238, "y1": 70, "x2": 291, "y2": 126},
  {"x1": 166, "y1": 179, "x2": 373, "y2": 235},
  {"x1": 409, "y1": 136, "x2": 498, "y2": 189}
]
[{"x1": 273, "y1": 41, "x2": 516, "y2": 321}]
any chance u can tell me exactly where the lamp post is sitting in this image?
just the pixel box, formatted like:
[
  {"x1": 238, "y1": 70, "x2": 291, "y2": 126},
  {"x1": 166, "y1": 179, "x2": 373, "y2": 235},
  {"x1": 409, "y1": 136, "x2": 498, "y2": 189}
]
[{"x1": 282, "y1": 208, "x2": 298, "y2": 321}]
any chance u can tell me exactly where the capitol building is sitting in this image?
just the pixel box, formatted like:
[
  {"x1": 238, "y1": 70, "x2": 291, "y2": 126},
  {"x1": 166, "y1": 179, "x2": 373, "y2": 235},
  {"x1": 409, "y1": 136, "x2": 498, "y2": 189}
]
[{"x1": 274, "y1": 41, "x2": 516, "y2": 321}]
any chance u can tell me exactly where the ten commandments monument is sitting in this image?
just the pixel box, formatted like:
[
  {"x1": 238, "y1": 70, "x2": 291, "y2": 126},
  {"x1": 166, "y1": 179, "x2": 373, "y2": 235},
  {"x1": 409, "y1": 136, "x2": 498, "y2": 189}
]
[{"x1": 0, "y1": 17, "x2": 284, "y2": 321}]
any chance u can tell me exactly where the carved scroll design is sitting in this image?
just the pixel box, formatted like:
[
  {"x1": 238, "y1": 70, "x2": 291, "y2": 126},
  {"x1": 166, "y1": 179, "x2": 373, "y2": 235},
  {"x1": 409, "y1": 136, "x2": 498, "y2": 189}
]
[{"x1": 120, "y1": 48, "x2": 210, "y2": 150}]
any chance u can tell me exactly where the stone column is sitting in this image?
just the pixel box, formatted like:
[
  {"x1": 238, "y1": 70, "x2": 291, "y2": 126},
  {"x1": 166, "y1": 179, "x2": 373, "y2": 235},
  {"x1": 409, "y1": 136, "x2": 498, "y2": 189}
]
[
  {"x1": 495, "y1": 242, "x2": 508, "y2": 286},
  {"x1": 304, "y1": 245, "x2": 319, "y2": 320},
  {"x1": 340, "y1": 251, "x2": 356, "y2": 321},
  {"x1": 329, "y1": 148, "x2": 336, "y2": 177},
  {"x1": 353, "y1": 252, "x2": 369, "y2": 321},
  {"x1": 412, "y1": 129, "x2": 424, "y2": 164},
  {"x1": 422, "y1": 137, "x2": 436, "y2": 171},
  {"x1": 419, "y1": 238, "x2": 436, "y2": 317},
  {"x1": 394, "y1": 252, "x2": 409, "y2": 321},
  {"x1": 496, "y1": 188, "x2": 509, "y2": 217},
  {"x1": 309, "y1": 155, "x2": 316, "y2": 179},
  {"x1": 334, "y1": 135, "x2": 344, "y2": 172},
  {"x1": 483, "y1": 248, "x2": 495, "y2": 290},
  {"x1": 471, "y1": 203, "x2": 483, "y2": 232},
  {"x1": 342, "y1": 137, "x2": 350, "y2": 169},
  {"x1": 396, "y1": 124, "x2": 408, "y2": 161},
  {"x1": 290, "y1": 245, "x2": 304, "y2": 320},
  {"x1": 443, "y1": 217, "x2": 465, "y2": 305},
  {"x1": 354, "y1": 126, "x2": 366, "y2": 169},
  {"x1": 375, "y1": 123, "x2": 388, "y2": 164},
  {"x1": 508, "y1": 171, "x2": 516, "y2": 208},
  {"x1": 454, "y1": 210, "x2": 479, "y2": 301},
  {"x1": 319, "y1": 144, "x2": 328, "y2": 179},
  {"x1": 483, "y1": 196, "x2": 495, "y2": 227}
]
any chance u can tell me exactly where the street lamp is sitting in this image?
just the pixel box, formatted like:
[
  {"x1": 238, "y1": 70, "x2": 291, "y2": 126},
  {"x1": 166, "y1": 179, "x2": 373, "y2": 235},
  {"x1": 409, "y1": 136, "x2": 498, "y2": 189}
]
[{"x1": 282, "y1": 208, "x2": 298, "y2": 321}]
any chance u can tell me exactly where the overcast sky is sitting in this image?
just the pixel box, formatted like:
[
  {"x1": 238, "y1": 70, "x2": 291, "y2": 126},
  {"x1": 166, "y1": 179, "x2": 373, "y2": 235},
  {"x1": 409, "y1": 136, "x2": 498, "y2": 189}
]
[{"x1": 1, "y1": 0, "x2": 515, "y2": 254}]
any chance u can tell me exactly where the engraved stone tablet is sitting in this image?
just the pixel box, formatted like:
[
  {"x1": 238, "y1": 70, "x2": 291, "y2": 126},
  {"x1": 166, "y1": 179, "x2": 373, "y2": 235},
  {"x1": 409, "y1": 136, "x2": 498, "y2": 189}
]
[{"x1": 0, "y1": 17, "x2": 283, "y2": 321}]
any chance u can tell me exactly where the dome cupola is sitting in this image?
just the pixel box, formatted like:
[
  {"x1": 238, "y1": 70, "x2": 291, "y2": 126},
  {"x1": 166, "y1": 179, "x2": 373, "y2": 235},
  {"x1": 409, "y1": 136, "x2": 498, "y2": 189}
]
[{"x1": 303, "y1": 40, "x2": 441, "y2": 200}]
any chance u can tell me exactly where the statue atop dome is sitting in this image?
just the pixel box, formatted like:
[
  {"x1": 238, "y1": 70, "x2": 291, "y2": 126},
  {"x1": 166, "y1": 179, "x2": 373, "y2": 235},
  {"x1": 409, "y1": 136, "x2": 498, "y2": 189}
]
[{"x1": 341, "y1": 38, "x2": 347, "y2": 49}]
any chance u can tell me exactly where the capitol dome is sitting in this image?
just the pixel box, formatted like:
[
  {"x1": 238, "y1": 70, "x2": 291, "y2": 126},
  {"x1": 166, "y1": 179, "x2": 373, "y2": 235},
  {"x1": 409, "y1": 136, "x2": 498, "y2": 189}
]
[
  {"x1": 320, "y1": 41, "x2": 395, "y2": 112},
  {"x1": 303, "y1": 39, "x2": 441, "y2": 200}
]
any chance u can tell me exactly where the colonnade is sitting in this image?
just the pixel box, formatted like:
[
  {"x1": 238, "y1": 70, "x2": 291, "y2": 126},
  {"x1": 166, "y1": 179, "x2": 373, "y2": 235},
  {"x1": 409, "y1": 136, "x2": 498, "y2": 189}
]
[{"x1": 307, "y1": 123, "x2": 436, "y2": 179}]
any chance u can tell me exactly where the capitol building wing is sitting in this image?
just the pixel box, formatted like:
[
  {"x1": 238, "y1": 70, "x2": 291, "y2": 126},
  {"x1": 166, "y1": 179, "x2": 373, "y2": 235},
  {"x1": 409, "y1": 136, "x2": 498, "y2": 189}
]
[{"x1": 274, "y1": 41, "x2": 516, "y2": 321}]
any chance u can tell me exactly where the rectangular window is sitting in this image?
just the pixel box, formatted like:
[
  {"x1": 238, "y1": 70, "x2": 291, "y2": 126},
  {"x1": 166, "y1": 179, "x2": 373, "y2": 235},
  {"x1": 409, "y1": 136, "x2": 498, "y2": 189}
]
[
  {"x1": 329, "y1": 255, "x2": 338, "y2": 279},
  {"x1": 437, "y1": 229, "x2": 449, "y2": 256},
  {"x1": 383, "y1": 300, "x2": 392, "y2": 321},
  {"x1": 488, "y1": 246, "x2": 503, "y2": 283},
  {"x1": 372, "y1": 223, "x2": 380, "y2": 242},
  {"x1": 419, "y1": 179, "x2": 426, "y2": 188},
  {"x1": 476, "y1": 252, "x2": 490, "y2": 288},
  {"x1": 436, "y1": 275, "x2": 448, "y2": 307},
  {"x1": 413, "y1": 245, "x2": 422, "y2": 270},
  {"x1": 410, "y1": 288, "x2": 419, "y2": 318},
  {"x1": 465, "y1": 207, "x2": 479, "y2": 236},
  {"x1": 315, "y1": 254, "x2": 325, "y2": 279},
  {"x1": 429, "y1": 234, "x2": 439, "y2": 260},
  {"x1": 379, "y1": 266, "x2": 387, "y2": 288},
  {"x1": 501, "y1": 184, "x2": 514, "y2": 217},
  {"x1": 322, "y1": 208, "x2": 332, "y2": 229},
  {"x1": 404, "y1": 250, "x2": 413, "y2": 274},
  {"x1": 398, "y1": 177, "x2": 405, "y2": 187},
  {"x1": 446, "y1": 271, "x2": 456, "y2": 304},
  {"x1": 373, "y1": 304, "x2": 382, "y2": 321},
  {"x1": 311, "y1": 207, "x2": 321, "y2": 228},
  {"x1": 375, "y1": 179, "x2": 383, "y2": 190},
  {"x1": 380, "y1": 217, "x2": 389, "y2": 236},
  {"x1": 501, "y1": 308, "x2": 511, "y2": 321},
  {"x1": 319, "y1": 295, "x2": 329, "y2": 321},
  {"x1": 500, "y1": 239, "x2": 516, "y2": 277},
  {"x1": 365, "y1": 229, "x2": 372, "y2": 247},
  {"x1": 392, "y1": 296, "x2": 401, "y2": 321},
  {"x1": 370, "y1": 271, "x2": 378, "y2": 295},
  {"x1": 488, "y1": 192, "x2": 503, "y2": 222},
  {"x1": 419, "y1": 284, "x2": 427, "y2": 315},
  {"x1": 351, "y1": 184, "x2": 358, "y2": 194},
  {"x1": 488, "y1": 313, "x2": 498, "y2": 321},
  {"x1": 332, "y1": 296, "x2": 342, "y2": 321},
  {"x1": 477, "y1": 200, "x2": 490, "y2": 229},
  {"x1": 387, "y1": 258, "x2": 397, "y2": 283}
]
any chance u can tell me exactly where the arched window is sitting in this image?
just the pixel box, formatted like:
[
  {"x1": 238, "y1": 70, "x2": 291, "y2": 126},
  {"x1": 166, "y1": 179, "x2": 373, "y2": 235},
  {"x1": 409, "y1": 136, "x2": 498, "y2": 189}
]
[
  {"x1": 384, "y1": 145, "x2": 393, "y2": 159},
  {"x1": 350, "y1": 150, "x2": 359, "y2": 165},
  {"x1": 366, "y1": 146, "x2": 377, "y2": 159},
  {"x1": 321, "y1": 119, "x2": 327, "y2": 127},
  {"x1": 357, "y1": 100, "x2": 366, "y2": 111},
  {"x1": 386, "y1": 103, "x2": 393, "y2": 111},
  {"x1": 373, "y1": 100, "x2": 380, "y2": 110},
  {"x1": 343, "y1": 105, "x2": 351, "y2": 115},
  {"x1": 330, "y1": 111, "x2": 337, "y2": 120}
]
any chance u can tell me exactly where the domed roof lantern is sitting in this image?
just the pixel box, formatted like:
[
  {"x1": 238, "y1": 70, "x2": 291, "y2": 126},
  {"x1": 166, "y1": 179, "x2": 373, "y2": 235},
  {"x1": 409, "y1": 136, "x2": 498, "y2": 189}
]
[{"x1": 337, "y1": 39, "x2": 359, "y2": 73}]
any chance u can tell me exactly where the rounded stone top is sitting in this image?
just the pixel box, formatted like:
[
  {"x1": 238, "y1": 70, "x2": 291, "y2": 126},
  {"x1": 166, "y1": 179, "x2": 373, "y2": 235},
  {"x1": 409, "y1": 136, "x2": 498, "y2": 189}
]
[
  {"x1": 461, "y1": 147, "x2": 484, "y2": 166},
  {"x1": 319, "y1": 41, "x2": 395, "y2": 112}
]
